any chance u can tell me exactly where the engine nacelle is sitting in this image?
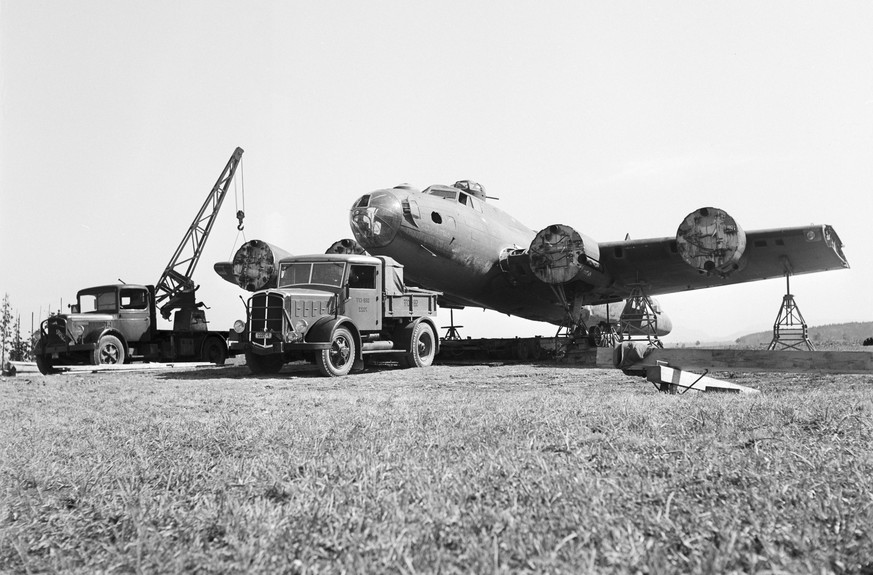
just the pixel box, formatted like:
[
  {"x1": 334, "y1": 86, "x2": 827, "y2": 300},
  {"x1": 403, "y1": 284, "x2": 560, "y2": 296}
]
[
  {"x1": 676, "y1": 207, "x2": 746, "y2": 276},
  {"x1": 325, "y1": 238, "x2": 368, "y2": 255},
  {"x1": 528, "y1": 224, "x2": 609, "y2": 286},
  {"x1": 213, "y1": 239, "x2": 292, "y2": 292}
]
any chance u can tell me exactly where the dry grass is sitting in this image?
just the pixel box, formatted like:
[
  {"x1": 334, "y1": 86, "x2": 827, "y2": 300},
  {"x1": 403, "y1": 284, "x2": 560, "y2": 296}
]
[{"x1": 1, "y1": 362, "x2": 872, "y2": 573}]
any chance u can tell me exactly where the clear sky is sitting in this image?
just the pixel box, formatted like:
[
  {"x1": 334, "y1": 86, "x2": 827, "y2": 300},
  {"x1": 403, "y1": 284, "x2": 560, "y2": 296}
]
[{"x1": 2, "y1": 1, "x2": 871, "y2": 343}]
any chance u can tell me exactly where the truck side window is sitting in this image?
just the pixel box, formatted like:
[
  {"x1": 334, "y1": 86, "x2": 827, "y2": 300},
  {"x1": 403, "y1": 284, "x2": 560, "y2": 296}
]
[
  {"x1": 79, "y1": 295, "x2": 98, "y2": 313},
  {"x1": 96, "y1": 291, "x2": 117, "y2": 311},
  {"x1": 120, "y1": 289, "x2": 148, "y2": 310},
  {"x1": 348, "y1": 265, "x2": 375, "y2": 289}
]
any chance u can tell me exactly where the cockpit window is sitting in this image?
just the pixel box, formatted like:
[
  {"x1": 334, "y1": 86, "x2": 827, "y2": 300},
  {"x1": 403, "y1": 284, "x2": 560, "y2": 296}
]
[
  {"x1": 279, "y1": 262, "x2": 346, "y2": 288},
  {"x1": 426, "y1": 189, "x2": 458, "y2": 201}
]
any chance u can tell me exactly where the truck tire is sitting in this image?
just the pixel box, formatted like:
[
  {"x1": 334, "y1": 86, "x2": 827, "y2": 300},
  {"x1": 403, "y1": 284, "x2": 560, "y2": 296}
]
[
  {"x1": 400, "y1": 322, "x2": 436, "y2": 369},
  {"x1": 246, "y1": 351, "x2": 284, "y2": 375},
  {"x1": 93, "y1": 335, "x2": 125, "y2": 366},
  {"x1": 201, "y1": 338, "x2": 227, "y2": 365},
  {"x1": 316, "y1": 326, "x2": 356, "y2": 377},
  {"x1": 36, "y1": 353, "x2": 56, "y2": 375}
]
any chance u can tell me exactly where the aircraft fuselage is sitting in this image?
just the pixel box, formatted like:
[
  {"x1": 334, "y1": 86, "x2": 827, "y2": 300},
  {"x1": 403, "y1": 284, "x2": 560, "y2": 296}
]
[{"x1": 349, "y1": 183, "x2": 635, "y2": 330}]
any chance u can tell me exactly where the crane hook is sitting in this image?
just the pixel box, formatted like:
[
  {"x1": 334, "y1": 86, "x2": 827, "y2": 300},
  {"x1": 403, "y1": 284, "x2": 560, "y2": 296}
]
[{"x1": 236, "y1": 210, "x2": 245, "y2": 231}]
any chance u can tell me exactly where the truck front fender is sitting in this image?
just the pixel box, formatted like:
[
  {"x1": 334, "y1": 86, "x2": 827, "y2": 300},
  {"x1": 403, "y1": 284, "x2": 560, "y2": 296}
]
[
  {"x1": 306, "y1": 316, "x2": 363, "y2": 363},
  {"x1": 84, "y1": 328, "x2": 129, "y2": 353}
]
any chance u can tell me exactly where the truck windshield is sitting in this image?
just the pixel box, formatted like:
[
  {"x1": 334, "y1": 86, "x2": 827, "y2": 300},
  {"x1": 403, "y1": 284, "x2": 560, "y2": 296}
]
[
  {"x1": 279, "y1": 262, "x2": 346, "y2": 288},
  {"x1": 78, "y1": 290, "x2": 117, "y2": 313}
]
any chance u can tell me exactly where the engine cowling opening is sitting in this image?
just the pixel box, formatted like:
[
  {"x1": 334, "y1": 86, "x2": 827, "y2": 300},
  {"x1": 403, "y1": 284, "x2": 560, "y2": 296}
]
[
  {"x1": 676, "y1": 207, "x2": 746, "y2": 276},
  {"x1": 527, "y1": 224, "x2": 608, "y2": 286},
  {"x1": 214, "y1": 239, "x2": 292, "y2": 292},
  {"x1": 325, "y1": 238, "x2": 368, "y2": 255}
]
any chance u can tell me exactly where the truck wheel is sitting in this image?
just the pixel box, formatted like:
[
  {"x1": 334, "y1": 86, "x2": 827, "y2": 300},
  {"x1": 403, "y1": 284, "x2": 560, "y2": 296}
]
[
  {"x1": 201, "y1": 338, "x2": 227, "y2": 365},
  {"x1": 246, "y1": 351, "x2": 284, "y2": 375},
  {"x1": 36, "y1": 354, "x2": 56, "y2": 375},
  {"x1": 400, "y1": 322, "x2": 436, "y2": 369},
  {"x1": 93, "y1": 335, "x2": 125, "y2": 366},
  {"x1": 316, "y1": 327, "x2": 355, "y2": 377}
]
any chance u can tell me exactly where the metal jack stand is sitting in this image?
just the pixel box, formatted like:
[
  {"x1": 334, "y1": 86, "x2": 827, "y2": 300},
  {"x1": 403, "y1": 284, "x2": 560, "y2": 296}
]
[
  {"x1": 618, "y1": 286, "x2": 663, "y2": 348},
  {"x1": 768, "y1": 274, "x2": 814, "y2": 351},
  {"x1": 442, "y1": 309, "x2": 463, "y2": 341}
]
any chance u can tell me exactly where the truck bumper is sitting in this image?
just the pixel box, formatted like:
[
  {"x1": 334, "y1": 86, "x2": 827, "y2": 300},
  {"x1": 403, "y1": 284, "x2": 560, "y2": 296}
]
[
  {"x1": 231, "y1": 341, "x2": 331, "y2": 355},
  {"x1": 42, "y1": 342, "x2": 96, "y2": 356}
]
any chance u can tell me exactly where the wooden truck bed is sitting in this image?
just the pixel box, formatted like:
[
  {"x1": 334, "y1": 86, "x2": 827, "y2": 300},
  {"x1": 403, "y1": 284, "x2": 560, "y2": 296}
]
[{"x1": 383, "y1": 291, "x2": 438, "y2": 318}]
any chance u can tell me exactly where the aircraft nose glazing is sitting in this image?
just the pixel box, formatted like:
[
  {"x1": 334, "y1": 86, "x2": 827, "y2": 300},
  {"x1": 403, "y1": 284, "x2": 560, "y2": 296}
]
[{"x1": 350, "y1": 190, "x2": 404, "y2": 248}]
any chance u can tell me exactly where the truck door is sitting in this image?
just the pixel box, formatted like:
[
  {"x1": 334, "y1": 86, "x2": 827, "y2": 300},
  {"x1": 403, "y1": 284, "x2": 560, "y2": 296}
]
[
  {"x1": 119, "y1": 287, "x2": 151, "y2": 342},
  {"x1": 346, "y1": 264, "x2": 380, "y2": 332}
]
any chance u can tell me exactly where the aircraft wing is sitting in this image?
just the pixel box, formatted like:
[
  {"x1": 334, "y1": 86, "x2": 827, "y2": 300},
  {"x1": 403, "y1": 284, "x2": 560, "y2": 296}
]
[{"x1": 597, "y1": 224, "x2": 848, "y2": 298}]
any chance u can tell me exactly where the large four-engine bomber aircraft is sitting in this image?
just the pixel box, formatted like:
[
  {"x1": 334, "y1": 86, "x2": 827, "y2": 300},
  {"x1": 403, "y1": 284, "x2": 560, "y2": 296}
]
[{"x1": 346, "y1": 180, "x2": 848, "y2": 336}]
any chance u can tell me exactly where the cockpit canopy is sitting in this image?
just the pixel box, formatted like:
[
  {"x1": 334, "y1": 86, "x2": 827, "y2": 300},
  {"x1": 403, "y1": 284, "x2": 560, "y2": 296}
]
[{"x1": 453, "y1": 180, "x2": 486, "y2": 201}]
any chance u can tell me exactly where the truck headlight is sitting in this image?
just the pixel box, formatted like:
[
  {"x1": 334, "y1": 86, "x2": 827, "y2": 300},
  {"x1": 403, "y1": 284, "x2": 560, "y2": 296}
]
[
  {"x1": 294, "y1": 320, "x2": 308, "y2": 333},
  {"x1": 233, "y1": 320, "x2": 246, "y2": 334},
  {"x1": 73, "y1": 325, "x2": 85, "y2": 341}
]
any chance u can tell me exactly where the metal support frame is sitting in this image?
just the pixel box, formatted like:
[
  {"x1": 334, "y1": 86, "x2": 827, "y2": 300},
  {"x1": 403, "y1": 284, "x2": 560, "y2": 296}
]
[
  {"x1": 618, "y1": 285, "x2": 663, "y2": 348},
  {"x1": 768, "y1": 274, "x2": 815, "y2": 351},
  {"x1": 442, "y1": 309, "x2": 463, "y2": 341}
]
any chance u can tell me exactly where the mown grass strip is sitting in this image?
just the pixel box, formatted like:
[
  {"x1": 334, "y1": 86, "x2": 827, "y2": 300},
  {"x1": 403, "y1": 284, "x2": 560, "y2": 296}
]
[{"x1": 1, "y1": 365, "x2": 871, "y2": 573}]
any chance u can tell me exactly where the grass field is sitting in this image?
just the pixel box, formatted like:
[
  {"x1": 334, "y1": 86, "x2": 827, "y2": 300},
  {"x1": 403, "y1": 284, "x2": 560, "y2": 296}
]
[{"x1": 2, "y1": 361, "x2": 872, "y2": 573}]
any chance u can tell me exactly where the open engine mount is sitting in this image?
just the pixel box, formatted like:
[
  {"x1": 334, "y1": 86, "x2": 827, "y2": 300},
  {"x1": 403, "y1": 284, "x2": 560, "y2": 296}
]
[{"x1": 675, "y1": 207, "x2": 746, "y2": 276}]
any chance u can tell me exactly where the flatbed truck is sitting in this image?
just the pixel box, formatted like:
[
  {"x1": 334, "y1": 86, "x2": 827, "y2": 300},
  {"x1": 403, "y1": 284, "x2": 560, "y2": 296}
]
[{"x1": 231, "y1": 253, "x2": 440, "y2": 376}]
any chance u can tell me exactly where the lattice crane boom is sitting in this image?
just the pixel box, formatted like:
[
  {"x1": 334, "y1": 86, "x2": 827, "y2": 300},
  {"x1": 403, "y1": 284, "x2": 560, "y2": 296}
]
[{"x1": 155, "y1": 147, "x2": 244, "y2": 318}]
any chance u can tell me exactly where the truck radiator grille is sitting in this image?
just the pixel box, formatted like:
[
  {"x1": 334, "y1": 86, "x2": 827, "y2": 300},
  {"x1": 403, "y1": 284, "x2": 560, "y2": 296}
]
[
  {"x1": 250, "y1": 292, "x2": 284, "y2": 346},
  {"x1": 45, "y1": 318, "x2": 68, "y2": 344}
]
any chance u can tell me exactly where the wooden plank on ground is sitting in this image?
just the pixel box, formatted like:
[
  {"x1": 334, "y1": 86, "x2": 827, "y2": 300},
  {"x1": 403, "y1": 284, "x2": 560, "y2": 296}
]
[
  {"x1": 601, "y1": 347, "x2": 873, "y2": 374},
  {"x1": 53, "y1": 362, "x2": 217, "y2": 374}
]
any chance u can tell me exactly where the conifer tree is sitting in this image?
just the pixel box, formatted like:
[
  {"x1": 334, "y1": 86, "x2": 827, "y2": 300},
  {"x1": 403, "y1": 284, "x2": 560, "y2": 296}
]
[{"x1": 0, "y1": 293, "x2": 12, "y2": 368}]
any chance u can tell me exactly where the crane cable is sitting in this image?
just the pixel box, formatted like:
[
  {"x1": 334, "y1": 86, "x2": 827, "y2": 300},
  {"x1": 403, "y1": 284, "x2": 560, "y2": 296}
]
[{"x1": 229, "y1": 157, "x2": 247, "y2": 258}]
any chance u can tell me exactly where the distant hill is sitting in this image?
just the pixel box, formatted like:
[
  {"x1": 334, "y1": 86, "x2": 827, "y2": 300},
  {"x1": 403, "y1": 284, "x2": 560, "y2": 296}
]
[{"x1": 734, "y1": 321, "x2": 873, "y2": 348}]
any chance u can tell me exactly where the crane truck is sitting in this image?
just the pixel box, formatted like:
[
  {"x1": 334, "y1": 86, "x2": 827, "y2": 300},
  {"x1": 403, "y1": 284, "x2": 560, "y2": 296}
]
[{"x1": 35, "y1": 148, "x2": 245, "y2": 374}]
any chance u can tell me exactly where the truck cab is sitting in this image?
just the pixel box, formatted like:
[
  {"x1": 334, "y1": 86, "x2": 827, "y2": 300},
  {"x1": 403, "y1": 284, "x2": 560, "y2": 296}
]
[
  {"x1": 232, "y1": 253, "x2": 440, "y2": 376},
  {"x1": 35, "y1": 283, "x2": 230, "y2": 374},
  {"x1": 36, "y1": 284, "x2": 154, "y2": 371},
  {"x1": 74, "y1": 285, "x2": 154, "y2": 343}
]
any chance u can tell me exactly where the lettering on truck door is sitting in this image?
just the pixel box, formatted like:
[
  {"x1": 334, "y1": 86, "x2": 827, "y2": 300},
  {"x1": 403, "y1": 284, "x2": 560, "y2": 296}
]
[{"x1": 346, "y1": 264, "x2": 380, "y2": 331}]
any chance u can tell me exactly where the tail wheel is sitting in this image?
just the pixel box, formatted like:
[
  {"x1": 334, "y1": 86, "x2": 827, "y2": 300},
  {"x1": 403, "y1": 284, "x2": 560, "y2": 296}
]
[
  {"x1": 401, "y1": 322, "x2": 436, "y2": 369},
  {"x1": 201, "y1": 338, "x2": 227, "y2": 365},
  {"x1": 246, "y1": 351, "x2": 284, "y2": 374},
  {"x1": 92, "y1": 335, "x2": 125, "y2": 366},
  {"x1": 316, "y1": 326, "x2": 356, "y2": 377}
]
